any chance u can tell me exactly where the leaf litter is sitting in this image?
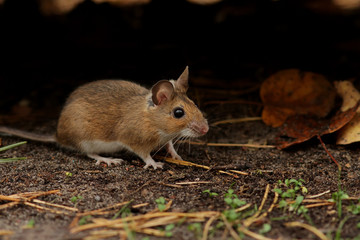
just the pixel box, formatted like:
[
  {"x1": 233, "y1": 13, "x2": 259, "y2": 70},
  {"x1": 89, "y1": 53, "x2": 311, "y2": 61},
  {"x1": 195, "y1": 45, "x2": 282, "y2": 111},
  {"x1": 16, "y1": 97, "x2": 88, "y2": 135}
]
[{"x1": 259, "y1": 69, "x2": 360, "y2": 150}]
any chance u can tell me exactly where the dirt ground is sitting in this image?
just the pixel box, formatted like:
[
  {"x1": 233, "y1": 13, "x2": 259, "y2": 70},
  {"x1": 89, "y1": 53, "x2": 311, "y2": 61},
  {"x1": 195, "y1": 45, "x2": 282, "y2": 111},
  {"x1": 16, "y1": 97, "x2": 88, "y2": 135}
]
[{"x1": 1, "y1": 95, "x2": 360, "y2": 240}]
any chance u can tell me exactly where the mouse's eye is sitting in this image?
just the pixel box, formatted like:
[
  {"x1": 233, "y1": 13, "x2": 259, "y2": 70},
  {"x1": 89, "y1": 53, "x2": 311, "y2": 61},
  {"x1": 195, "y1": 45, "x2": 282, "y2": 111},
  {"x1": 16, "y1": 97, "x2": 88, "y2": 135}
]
[{"x1": 173, "y1": 107, "x2": 185, "y2": 119}]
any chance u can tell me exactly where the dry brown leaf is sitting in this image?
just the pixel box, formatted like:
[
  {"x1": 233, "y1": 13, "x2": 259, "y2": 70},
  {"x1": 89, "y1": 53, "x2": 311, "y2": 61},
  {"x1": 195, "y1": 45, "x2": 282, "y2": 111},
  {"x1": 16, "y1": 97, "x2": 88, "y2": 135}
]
[
  {"x1": 261, "y1": 106, "x2": 295, "y2": 128},
  {"x1": 277, "y1": 104, "x2": 358, "y2": 149},
  {"x1": 335, "y1": 80, "x2": 360, "y2": 144},
  {"x1": 260, "y1": 69, "x2": 336, "y2": 127}
]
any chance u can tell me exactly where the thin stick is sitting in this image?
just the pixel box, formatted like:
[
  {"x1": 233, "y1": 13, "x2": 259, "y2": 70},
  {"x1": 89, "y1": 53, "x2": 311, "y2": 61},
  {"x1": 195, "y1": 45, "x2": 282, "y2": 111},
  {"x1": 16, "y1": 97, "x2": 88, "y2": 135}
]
[
  {"x1": 181, "y1": 141, "x2": 276, "y2": 149},
  {"x1": 317, "y1": 135, "x2": 341, "y2": 171},
  {"x1": 254, "y1": 187, "x2": 279, "y2": 221},
  {"x1": 235, "y1": 203, "x2": 252, "y2": 213},
  {"x1": 0, "y1": 202, "x2": 20, "y2": 210},
  {"x1": 77, "y1": 201, "x2": 131, "y2": 217},
  {"x1": 305, "y1": 202, "x2": 334, "y2": 208},
  {"x1": 202, "y1": 215, "x2": 219, "y2": 240},
  {"x1": 217, "y1": 170, "x2": 241, "y2": 178},
  {"x1": 307, "y1": 190, "x2": 331, "y2": 199},
  {"x1": 243, "y1": 184, "x2": 270, "y2": 227},
  {"x1": 238, "y1": 225, "x2": 275, "y2": 240},
  {"x1": 160, "y1": 183, "x2": 183, "y2": 188},
  {"x1": 0, "y1": 195, "x2": 20, "y2": 202},
  {"x1": 163, "y1": 157, "x2": 241, "y2": 178},
  {"x1": 175, "y1": 181, "x2": 213, "y2": 185},
  {"x1": 33, "y1": 199, "x2": 78, "y2": 212},
  {"x1": 9, "y1": 190, "x2": 61, "y2": 200},
  {"x1": 211, "y1": 117, "x2": 262, "y2": 126},
  {"x1": 24, "y1": 202, "x2": 74, "y2": 215},
  {"x1": 0, "y1": 230, "x2": 14, "y2": 236},
  {"x1": 229, "y1": 170, "x2": 249, "y2": 176},
  {"x1": 136, "y1": 228, "x2": 166, "y2": 237},
  {"x1": 132, "y1": 203, "x2": 149, "y2": 208},
  {"x1": 284, "y1": 221, "x2": 329, "y2": 240},
  {"x1": 71, "y1": 211, "x2": 219, "y2": 233},
  {"x1": 287, "y1": 199, "x2": 329, "y2": 204},
  {"x1": 138, "y1": 215, "x2": 179, "y2": 228},
  {"x1": 221, "y1": 214, "x2": 241, "y2": 240}
]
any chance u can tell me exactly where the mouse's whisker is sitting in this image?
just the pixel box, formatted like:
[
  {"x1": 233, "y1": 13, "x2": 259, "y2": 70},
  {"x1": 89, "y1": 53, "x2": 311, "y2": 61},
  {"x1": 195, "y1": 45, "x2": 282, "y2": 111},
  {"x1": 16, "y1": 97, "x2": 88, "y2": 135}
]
[
  {"x1": 151, "y1": 134, "x2": 181, "y2": 158},
  {"x1": 172, "y1": 135, "x2": 183, "y2": 146},
  {"x1": 152, "y1": 141, "x2": 170, "y2": 158},
  {"x1": 174, "y1": 136, "x2": 185, "y2": 153}
]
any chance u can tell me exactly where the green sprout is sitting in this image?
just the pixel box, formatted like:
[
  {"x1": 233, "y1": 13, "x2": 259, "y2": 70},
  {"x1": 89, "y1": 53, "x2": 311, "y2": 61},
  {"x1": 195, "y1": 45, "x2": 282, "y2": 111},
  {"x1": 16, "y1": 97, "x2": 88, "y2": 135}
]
[
  {"x1": 155, "y1": 197, "x2": 167, "y2": 212},
  {"x1": 223, "y1": 188, "x2": 247, "y2": 222},
  {"x1": 203, "y1": 189, "x2": 218, "y2": 197}
]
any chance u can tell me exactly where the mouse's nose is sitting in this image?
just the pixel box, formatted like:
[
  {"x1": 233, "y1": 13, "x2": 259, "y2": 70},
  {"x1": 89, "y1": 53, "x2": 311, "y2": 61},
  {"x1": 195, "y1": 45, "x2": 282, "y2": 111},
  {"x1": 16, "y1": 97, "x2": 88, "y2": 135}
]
[
  {"x1": 200, "y1": 124, "x2": 209, "y2": 135},
  {"x1": 190, "y1": 121, "x2": 209, "y2": 136}
]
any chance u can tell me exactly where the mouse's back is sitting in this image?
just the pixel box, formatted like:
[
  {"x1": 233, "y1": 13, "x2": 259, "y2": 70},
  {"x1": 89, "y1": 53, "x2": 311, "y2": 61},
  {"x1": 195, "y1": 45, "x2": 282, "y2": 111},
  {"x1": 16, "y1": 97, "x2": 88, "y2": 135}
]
[{"x1": 55, "y1": 80, "x2": 148, "y2": 150}]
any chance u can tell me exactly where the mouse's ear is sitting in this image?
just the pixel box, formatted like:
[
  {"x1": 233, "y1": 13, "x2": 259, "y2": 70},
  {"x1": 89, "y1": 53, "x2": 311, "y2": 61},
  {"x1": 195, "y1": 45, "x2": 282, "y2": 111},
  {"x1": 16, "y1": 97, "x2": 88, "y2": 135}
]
[
  {"x1": 174, "y1": 66, "x2": 189, "y2": 93},
  {"x1": 152, "y1": 80, "x2": 174, "y2": 105}
]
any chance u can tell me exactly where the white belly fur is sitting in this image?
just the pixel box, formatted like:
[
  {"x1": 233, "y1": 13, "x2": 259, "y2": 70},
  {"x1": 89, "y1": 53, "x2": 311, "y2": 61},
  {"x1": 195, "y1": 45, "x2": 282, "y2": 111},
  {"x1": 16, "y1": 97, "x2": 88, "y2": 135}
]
[{"x1": 80, "y1": 140, "x2": 132, "y2": 154}]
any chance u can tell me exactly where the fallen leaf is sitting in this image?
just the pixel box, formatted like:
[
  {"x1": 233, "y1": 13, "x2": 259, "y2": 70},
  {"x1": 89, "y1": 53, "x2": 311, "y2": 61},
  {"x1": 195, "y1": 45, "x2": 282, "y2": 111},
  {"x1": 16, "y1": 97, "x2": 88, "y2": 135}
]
[
  {"x1": 335, "y1": 80, "x2": 360, "y2": 145},
  {"x1": 277, "y1": 104, "x2": 358, "y2": 149},
  {"x1": 334, "y1": 80, "x2": 360, "y2": 112},
  {"x1": 260, "y1": 69, "x2": 336, "y2": 127}
]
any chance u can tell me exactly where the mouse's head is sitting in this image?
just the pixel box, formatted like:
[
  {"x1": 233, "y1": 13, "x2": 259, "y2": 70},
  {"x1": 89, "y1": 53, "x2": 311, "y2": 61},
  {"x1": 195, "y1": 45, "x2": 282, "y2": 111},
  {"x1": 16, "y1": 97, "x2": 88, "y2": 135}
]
[{"x1": 149, "y1": 66, "x2": 209, "y2": 140}]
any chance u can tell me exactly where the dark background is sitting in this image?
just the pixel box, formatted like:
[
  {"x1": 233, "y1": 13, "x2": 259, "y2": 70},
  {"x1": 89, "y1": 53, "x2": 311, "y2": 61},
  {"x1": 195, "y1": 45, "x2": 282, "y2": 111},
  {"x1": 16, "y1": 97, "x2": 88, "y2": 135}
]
[{"x1": 1, "y1": 0, "x2": 360, "y2": 114}]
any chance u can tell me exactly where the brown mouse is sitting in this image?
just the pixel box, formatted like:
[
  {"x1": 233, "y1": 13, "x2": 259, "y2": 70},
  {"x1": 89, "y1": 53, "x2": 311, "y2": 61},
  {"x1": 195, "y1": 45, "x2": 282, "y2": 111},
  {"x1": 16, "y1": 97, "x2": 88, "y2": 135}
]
[{"x1": 0, "y1": 66, "x2": 209, "y2": 169}]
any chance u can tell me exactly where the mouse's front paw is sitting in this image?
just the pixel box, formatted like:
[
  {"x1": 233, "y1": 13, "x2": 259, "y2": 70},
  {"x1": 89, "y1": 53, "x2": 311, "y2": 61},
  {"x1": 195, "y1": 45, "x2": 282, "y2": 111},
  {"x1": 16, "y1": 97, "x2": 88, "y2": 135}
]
[
  {"x1": 143, "y1": 157, "x2": 164, "y2": 169},
  {"x1": 172, "y1": 153, "x2": 183, "y2": 160}
]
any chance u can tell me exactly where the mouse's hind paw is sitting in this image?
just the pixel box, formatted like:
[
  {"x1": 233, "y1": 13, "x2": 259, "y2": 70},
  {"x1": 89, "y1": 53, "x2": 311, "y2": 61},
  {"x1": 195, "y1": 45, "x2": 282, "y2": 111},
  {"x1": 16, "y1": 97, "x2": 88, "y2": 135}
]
[{"x1": 87, "y1": 154, "x2": 123, "y2": 166}]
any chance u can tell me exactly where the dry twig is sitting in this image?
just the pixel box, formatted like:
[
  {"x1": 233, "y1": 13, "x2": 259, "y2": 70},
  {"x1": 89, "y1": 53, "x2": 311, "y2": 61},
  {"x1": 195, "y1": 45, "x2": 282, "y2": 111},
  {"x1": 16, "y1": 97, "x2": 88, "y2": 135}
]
[
  {"x1": 307, "y1": 190, "x2": 331, "y2": 199},
  {"x1": 221, "y1": 214, "x2": 241, "y2": 240},
  {"x1": 0, "y1": 190, "x2": 77, "y2": 215},
  {"x1": 243, "y1": 184, "x2": 270, "y2": 227},
  {"x1": 238, "y1": 225, "x2": 275, "y2": 240},
  {"x1": 202, "y1": 215, "x2": 219, "y2": 240},
  {"x1": 211, "y1": 117, "x2": 262, "y2": 126},
  {"x1": 181, "y1": 141, "x2": 275, "y2": 149},
  {"x1": 0, "y1": 230, "x2": 13, "y2": 236},
  {"x1": 70, "y1": 211, "x2": 219, "y2": 234},
  {"x1": 163, "y1": 157, "x2": 246, "y2": 177},
  {"x1": 317, "y1": 135, "x2": 341, "y2": 171},
  {"x1": 284, "y1": 221, "x2": 329, "y2": 240},
  {"x1": 175, "y1": 181, "x2": 213, "y2": 185}
]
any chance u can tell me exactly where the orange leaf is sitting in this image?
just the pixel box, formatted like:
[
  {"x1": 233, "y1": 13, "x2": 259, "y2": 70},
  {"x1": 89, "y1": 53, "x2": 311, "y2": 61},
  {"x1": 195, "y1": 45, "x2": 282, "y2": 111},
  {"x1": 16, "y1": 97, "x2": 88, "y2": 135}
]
[
  {"x1": 260, "y1": 69, "x2": 336, "y2": 127},
  {"x1": 277, "y1": 104, "x2": 358, "y2": 149}
]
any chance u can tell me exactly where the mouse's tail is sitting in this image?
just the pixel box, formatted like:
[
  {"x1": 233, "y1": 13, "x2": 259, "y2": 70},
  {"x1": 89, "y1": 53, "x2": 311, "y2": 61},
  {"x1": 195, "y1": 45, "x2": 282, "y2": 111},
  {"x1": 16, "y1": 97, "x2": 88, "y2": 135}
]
[{"x1": 0, "y1": 126, "x2": 56, "y2": 143}]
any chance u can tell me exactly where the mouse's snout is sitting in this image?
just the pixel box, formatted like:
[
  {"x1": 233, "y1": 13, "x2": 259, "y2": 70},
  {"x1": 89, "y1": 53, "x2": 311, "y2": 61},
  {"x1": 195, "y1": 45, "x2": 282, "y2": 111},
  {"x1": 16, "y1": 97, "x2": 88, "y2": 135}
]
[
  {"x1": 189, "y1": 120, "x2": 209, "y2": 136},
  {"x1": 199, "y1": 123, "x2": 209, "y2": 135}
]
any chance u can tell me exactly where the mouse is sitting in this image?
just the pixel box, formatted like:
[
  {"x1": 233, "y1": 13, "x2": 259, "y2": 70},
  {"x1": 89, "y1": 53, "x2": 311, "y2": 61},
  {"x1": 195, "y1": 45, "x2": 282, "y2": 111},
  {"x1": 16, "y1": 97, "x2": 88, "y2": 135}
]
[{"x1": 0, "y1": 66, "x2": 209, "y2": 169}]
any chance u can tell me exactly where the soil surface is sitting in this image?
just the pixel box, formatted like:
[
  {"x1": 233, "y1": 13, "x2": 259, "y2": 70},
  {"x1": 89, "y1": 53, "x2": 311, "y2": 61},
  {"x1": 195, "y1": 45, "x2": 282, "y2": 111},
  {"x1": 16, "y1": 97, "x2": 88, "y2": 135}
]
[{"x1": 1, "y1": 93, "x2": 360, "y2": 240}]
